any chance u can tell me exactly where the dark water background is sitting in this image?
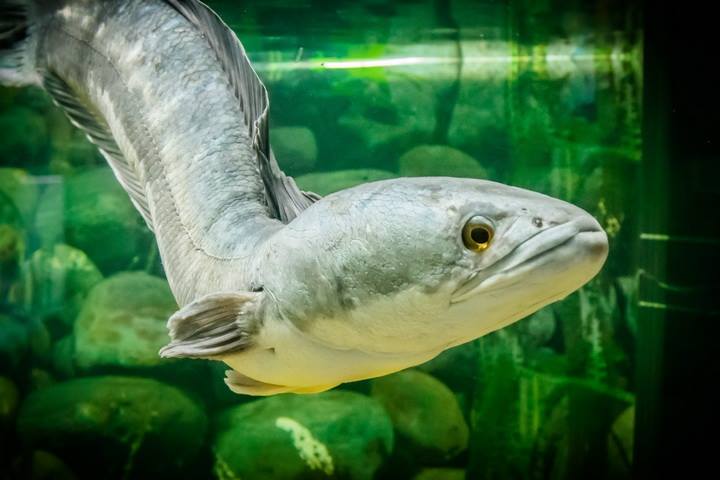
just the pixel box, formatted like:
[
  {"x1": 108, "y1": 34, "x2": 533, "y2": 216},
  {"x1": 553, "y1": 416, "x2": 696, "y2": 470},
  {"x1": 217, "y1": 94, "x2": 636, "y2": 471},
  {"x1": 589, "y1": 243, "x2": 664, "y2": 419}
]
[{"x1": 0, "y1": 1, "x2": 643, "y2": 478}]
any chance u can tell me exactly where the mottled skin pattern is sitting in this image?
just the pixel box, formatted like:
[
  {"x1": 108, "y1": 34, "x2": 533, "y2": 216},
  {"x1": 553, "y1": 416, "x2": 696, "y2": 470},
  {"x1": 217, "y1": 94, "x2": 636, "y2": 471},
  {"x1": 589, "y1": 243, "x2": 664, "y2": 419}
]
[
  {"x1": 33, "y1": 0, "x2": 281, "y2": 305},
  {"x1": 12, "y1": 0, "x2": 609, "y2": 393}
]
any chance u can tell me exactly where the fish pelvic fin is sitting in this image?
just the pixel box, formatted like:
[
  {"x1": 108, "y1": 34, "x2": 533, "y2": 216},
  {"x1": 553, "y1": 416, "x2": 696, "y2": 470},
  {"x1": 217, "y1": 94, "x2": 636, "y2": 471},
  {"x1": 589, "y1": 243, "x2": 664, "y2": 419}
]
[
  {"x1": 159, "y1": 291, "x2": 262, "y2": 359},
  {"x1": 223, "y1": 370, "x2": 293, "y2": 396},
  {"x1": 224, "y1": 370, "x2": 339, "y2": 396}
]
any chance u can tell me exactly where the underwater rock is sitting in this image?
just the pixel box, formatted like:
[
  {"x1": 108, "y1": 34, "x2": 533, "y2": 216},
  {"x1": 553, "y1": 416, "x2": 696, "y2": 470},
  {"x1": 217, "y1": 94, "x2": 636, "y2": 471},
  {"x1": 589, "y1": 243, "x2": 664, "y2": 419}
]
[
  {"x1": 295, "y1": 169, "x2": 397, "y2": 196},
  {"x1": 0, "y1": 314, "x2": 29, "y2": 373},
  {"x1": 413, "y1": 468, "x2": 466, "y2": 480},
  {"x1": 0, "y1": 376, "x2": 19, "y2": 471},
  {"x1": 26, "y1": 319, "x2": 52, "y2": 365},
  {"x1": 25, "y1": 450, "x2": 78, "y2": 480},
  {"x1": 513, "y1": 305, "x2": 556, "y2": 349},
  {"x1": 0, "y1": 106, "x2": 49, "y2": 167},
  {"x1": 74, "y1": 272, "x2": 177, "y2": 370},
  {"x1": 213, "y1": 390, "x2": 393, "y2": 480},
  {"x1": 398, "y1": 145, "x2": 488, "y2": 179},
  {"x1": 12, "y1": 86, "x2": 55, "y2": 113},
  {"x1": 371, "y1": 369, "x2": 469, "y2": 462},
  {"x1": 49, "y1": 135, "x2": 102, "y2": 176},
  {"x1": 0, "y1": 172, "x2": 34, "y2": 252},
  {"x1": 341, "y1": 12, "x2": 459, "y2": 159},
  {"x1": 337, "y1": 80, "x2": 435, "y2": 161},
  {"x1": 47, "y1": 107, "x2": 103, "y2": 176},
  {"x1": 31, "y1": 176, "x2": 64, "y2": 248},
  {"x1": 446, "y1": 39, "x2": 512, "y2": 174},
  {"x1": 0, "y1": 190, "x2": 20, "y2": 226},
  {"x1": 0, "y1": 376, "x2": 19, "y2": 427},
  {"x1": 607, "y1": 405, "x2": 634, "y2": 480},
  {"x1": 25, "y1": 244, "x2": 103, "y2": 333},
  {"x1": 29, "y1": 368, "x2": 56, "y2": 391},
  {"x1": 272, "y1": 126, "x2": 318, "y2": 175},
  {"x1": 0, "y1": 311, "x2": 50, "y2": 371},
  {"x1": 0, "y1": 224, "x2": 23, "y2": 300},
  {"x1": 0, "y1": 222, "x2": 21, "y2": 260},
  {"x1": 17, "y1": 376, "x2": 207, "y2": 479},
  {"x1": 63, "y1": 168, "x2": 150, "y2": 274},
  {"x1": 0, "y1": 168, "x2": 39, "y2": 225},
  {"x1": 50, "y1": 336, "x2": 75, "y2": 378},
  {"x1": 418, "y1": 341, "x2": 477, "y2": 402},
  {"x1": 263, "y1": 72, "x2": 368, "y2": 169}
]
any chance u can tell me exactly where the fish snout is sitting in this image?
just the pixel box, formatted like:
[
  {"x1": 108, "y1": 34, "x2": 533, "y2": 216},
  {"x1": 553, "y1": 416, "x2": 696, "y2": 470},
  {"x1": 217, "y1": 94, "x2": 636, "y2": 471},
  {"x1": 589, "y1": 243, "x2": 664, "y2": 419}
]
[
  {"x1": 573, "y1": 215, "x2": 609, "y2": 267},
  {"x1": 550, "y1": 210, "x2": 608, "y2": 279},
  {"x1": 525, "y1": 202, "x2": 609, "y2": 275}
]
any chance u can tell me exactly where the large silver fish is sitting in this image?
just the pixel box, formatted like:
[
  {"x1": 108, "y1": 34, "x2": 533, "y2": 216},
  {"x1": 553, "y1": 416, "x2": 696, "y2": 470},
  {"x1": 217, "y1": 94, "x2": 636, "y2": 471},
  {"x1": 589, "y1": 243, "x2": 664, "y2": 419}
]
[{"x1": 1, "y1": 0, "x2": 608, "y2": 395}]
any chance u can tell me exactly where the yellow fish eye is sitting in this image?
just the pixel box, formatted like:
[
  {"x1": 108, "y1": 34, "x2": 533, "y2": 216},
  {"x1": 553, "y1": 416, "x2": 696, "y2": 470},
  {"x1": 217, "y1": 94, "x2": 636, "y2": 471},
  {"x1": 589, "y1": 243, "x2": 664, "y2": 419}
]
[{"x1": 462, "y1": 220, "x2": 493, "y2": 252}]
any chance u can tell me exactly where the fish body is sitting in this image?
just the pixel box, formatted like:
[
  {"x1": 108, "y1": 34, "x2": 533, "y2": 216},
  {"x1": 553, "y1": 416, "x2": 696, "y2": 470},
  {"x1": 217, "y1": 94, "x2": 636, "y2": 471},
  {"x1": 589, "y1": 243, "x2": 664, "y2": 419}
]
[
  {"x1": 7, "y1": 0, "x2": 285, "y2": 304},
  {"x1": 1, "y1": 0, "x2": 608, "y2": 395}
]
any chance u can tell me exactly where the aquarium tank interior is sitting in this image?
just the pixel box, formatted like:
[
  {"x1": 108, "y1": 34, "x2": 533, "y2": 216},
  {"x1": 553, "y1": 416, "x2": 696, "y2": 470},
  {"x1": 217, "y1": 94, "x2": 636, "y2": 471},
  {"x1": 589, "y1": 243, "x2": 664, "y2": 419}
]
[{"x1": 1, "y1": 0, "x2": 717, "y2": 479}]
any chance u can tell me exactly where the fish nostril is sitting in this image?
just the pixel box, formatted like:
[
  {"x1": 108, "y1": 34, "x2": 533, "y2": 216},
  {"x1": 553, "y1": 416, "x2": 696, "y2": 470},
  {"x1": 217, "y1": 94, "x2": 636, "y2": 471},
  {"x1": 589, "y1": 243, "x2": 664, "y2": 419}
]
[{"x1": 532, "y1": 217, "x2": 543, "y2": 228}]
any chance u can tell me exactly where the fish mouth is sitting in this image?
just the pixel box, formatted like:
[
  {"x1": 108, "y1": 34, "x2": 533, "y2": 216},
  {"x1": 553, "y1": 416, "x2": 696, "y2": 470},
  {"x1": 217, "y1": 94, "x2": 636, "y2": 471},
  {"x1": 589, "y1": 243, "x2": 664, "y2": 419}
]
[{"x1": 451, "y1": 216, "x2": 607, "y2": 304}]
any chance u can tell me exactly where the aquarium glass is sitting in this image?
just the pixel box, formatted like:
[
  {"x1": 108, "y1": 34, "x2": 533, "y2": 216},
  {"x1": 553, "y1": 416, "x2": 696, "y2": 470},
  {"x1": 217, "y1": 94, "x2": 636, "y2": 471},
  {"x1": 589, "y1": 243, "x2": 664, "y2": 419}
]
[{"x1": 0, "y1": 0, "x2": 641, "y2": 478}]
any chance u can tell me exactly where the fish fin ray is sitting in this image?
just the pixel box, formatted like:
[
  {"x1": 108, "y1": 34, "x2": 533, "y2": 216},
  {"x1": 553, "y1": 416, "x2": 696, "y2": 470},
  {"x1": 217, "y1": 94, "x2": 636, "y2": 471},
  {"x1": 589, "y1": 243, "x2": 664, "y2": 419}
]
[
  {"x1": 164, "y1": 0, "x2": 320, "y2": 222},
  {"x1": 159, "y1": 291, "x2": 261, "y2": 358},
  {"x1": 42, "y1": 71, "x2": 154, "y2": 231}
]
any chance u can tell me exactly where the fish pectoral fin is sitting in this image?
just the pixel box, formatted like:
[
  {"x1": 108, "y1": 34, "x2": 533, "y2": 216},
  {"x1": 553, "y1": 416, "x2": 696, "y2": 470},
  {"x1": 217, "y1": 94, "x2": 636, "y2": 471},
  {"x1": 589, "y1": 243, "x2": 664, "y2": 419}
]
[{"x1": 159, "y1": 291, "x2": 261, "y2": 359}]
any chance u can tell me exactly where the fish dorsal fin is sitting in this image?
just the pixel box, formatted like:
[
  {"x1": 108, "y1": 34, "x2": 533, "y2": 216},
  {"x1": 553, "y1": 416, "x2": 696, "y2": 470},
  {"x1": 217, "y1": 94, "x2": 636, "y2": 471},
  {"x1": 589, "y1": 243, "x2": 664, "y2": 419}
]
[
  {"x1": 42, "y1": 71, "x2": 154, "y2": 231},
  {"x1": 165, "y1": 0, "x2": 320, "y2": 222}
]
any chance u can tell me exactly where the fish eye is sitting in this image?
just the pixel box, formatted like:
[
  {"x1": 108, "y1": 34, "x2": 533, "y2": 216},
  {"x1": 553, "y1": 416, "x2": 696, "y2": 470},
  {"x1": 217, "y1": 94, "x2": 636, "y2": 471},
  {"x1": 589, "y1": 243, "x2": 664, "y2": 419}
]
[{"x1": 462, "y1": 218, "x2": 494, "y2": 252}]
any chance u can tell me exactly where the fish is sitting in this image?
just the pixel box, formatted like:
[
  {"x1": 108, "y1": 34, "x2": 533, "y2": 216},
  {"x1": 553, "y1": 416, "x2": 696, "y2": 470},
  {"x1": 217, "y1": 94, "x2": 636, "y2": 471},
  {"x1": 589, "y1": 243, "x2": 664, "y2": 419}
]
[{"x1": 0, "y1": 0, "x2": 608, "y2": 395}]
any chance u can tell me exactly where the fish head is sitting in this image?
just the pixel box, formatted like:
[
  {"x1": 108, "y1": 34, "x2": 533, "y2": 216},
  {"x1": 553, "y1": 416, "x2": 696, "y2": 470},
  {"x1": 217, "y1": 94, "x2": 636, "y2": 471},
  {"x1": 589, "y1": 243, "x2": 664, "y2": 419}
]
[
  {"x1": 437, "y1": 178, "x2": 609, "y2": 347},
  {"x1": 262, "y1": 177, "x2": 608, "y2": 354}
]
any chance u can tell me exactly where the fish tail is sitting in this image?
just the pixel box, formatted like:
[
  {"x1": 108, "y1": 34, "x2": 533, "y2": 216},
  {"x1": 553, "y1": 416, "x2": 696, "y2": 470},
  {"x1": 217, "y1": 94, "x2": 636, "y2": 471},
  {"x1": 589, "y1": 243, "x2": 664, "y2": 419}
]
[{"x1": 0, "y1": 0, "x2": 39, "y2": 86}]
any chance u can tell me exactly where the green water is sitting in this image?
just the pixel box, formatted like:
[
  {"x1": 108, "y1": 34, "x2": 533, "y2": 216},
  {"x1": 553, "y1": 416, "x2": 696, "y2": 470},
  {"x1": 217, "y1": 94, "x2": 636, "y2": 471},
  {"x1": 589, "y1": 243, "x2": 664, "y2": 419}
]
[{"x1": 0, "y1": 1, "x2": 641, "y2": 479}]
